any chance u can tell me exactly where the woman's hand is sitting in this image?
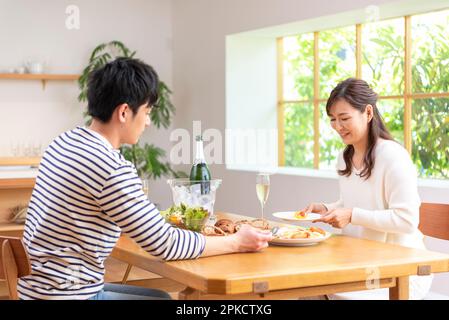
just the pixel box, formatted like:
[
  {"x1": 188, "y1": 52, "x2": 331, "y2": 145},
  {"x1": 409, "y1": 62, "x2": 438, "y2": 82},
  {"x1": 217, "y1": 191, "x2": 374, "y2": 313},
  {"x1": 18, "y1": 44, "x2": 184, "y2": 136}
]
[
  {"x1": 230, "y1": 224, "x2": 273, "y2": 252},
  {"x1": 303, "y1": 202, "x2": 328, "y2": 214},
  {"x1": 312, "y1": 208, "x2": 353, "y2": 229}
]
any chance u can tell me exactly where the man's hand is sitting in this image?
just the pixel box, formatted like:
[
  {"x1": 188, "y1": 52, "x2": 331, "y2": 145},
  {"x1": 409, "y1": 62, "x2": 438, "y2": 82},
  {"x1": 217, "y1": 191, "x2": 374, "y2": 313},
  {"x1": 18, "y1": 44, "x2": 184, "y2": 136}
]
[
  {"x1": 202, "y1": 223, "x2": 273, "y2": 257},
  {"x1": 312, "y1": 208, "x2": 353, "y2": 229},
  {"x1": 230, "y1": 224, "x2": 273, "y2": 252}
]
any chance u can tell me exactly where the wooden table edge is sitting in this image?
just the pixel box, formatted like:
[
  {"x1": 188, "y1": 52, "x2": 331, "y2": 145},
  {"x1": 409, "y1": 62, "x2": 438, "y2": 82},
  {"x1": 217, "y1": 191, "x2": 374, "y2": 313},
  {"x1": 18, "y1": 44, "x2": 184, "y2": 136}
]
[
  {"x1": 112, "y1": 237, "x2": 449, "y2": 296},
  {"x1": 110, "y1": 243, "x2": 211, "y2": 292},
  {"x1": 179, "y1": 277, "x2": 399, "y2": 300}
]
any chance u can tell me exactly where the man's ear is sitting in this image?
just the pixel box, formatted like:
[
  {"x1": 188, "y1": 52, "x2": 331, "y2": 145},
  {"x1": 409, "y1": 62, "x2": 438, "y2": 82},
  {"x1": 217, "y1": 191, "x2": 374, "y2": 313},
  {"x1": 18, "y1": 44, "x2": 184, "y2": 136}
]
[{"x1": 116, "y1": 104, "x2": 129, "y2": 123}]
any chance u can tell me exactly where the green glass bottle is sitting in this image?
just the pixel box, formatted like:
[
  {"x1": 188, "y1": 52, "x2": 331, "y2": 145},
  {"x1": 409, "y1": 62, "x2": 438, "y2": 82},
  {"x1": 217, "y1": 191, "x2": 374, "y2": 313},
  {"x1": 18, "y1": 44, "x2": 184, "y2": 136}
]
[{"x1": 190, "y1": 135, "x2": 211, "y2": 194}]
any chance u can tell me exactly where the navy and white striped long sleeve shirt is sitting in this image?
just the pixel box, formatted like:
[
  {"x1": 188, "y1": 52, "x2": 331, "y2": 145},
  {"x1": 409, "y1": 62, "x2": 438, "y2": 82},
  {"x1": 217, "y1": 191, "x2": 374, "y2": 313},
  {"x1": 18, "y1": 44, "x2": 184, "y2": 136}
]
[{"x1": 18, "y1": 126, "x2": 206, "y2": 300}]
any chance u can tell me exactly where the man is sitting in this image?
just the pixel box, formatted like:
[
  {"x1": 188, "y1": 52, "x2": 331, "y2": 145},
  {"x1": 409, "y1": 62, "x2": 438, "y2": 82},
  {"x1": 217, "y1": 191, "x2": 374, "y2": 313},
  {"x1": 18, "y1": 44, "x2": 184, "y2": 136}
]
[{"x1": 18, "y1": 58, "x2": 272, "y2": 300}]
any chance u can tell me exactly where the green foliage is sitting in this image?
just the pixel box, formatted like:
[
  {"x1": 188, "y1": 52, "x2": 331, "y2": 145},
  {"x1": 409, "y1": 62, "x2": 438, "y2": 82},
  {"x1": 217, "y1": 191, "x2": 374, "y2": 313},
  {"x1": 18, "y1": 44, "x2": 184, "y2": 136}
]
[
  {"x1": 284, "y1": 11, "x2": 449, "y2": 179},
  {"x1": 120, "y1": 144, "x2": 187, "y2": 180},
  {"x1": 319, "y1": 26, "x2": 356, "y2": 98},
  {"x1": 362, "y1": 19, "x2": 404, "y2": 96},
  {"x1": 412, "y1": 98, "x2": 449, "y2": 179},
  {"x1": 410, "y1": 13, "x2": 449, "y2": 179},
  {"x1": 284, "y1": 103, "x2": 314, "y2": 168},
  {"x1": 284, "y1": 34, "x2": 314, "y2": 100},
  {"x1": 78, "y1": 41, "x2": 184, "y2": 180},
  {"x1": 377, "y1": 100, "x2": 404, "y2": 145},
  {"x1": 152, "y1": 81, "x2": 175, "y2": 129}
]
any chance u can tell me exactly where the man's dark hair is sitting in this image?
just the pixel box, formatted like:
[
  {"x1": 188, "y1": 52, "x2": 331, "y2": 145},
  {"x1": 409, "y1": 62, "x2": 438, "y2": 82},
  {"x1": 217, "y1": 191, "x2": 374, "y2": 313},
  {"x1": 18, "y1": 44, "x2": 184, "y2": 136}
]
[{"x1": 87, "y1": 57, "x2": 159, "y2": 122}]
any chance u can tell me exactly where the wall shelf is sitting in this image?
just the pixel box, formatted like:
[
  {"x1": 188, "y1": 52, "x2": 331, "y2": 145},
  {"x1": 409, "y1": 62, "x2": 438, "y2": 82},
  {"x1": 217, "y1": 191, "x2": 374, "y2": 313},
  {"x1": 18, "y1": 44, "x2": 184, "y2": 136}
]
[
  {"x1": 0, "y1": 157, "x2": 41, "y2": 167},
  {"x1": 0, "y1": 178, "x2": 36, "y2": 190},
  {"x1": 0, "y1": 73, "x2": 80, "y2": 90}
]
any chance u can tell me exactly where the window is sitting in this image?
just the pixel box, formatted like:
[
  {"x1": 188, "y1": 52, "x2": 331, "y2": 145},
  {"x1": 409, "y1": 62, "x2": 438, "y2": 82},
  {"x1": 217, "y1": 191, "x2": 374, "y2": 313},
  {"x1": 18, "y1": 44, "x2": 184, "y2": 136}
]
[{"x1": 278, "y1": 9, "x2": 449, "y2": 180}]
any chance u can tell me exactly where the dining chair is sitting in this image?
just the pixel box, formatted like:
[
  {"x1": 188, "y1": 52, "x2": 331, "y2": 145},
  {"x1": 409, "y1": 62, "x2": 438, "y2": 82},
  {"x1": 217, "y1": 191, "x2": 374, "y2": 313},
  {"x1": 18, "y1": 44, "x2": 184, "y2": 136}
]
[
  {"x1": 327, "y1": 203, "x2": 449, "y2": 301},
  {"x1": 419, "y1": 203, "x2": 449, "y2": 241},
  {"x1": 0, "y1": 236, "x2": 31, "y2": 300},
  {"x1": 419, "y1": 202, "x2": 449, "y2": 300}
]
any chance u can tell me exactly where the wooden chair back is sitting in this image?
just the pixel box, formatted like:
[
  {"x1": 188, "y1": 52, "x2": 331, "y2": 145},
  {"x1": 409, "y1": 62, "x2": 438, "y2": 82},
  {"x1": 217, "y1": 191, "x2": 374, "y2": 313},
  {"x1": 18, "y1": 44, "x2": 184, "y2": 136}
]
[
  {"x1": 419, "y1": 203, "x2": 449, "y2": 241},
  {"x1": 0, "y1": 236, "x2": 31, "y2": 300}
]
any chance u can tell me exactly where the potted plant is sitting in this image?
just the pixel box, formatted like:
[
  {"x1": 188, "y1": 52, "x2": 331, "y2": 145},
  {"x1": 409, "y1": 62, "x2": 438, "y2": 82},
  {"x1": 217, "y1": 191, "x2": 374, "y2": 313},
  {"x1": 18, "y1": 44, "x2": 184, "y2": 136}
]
[{"x1": 78, "y1": 40, "x2": 186, "y2": 181}]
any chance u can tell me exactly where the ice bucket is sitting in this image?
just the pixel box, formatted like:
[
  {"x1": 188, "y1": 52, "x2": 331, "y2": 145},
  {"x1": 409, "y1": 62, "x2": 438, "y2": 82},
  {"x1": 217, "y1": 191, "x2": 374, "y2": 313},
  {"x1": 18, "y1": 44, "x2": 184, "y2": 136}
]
[{"x1": 167, "y1": 178, "x2": 222, "y2": 224}]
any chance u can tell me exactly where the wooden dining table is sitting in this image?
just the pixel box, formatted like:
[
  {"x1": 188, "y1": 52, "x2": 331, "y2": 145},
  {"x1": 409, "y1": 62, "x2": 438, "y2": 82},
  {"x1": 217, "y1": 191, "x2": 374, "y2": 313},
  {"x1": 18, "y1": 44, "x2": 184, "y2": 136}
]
[{"x1": 110, "y1": 212, "x2": 449, "y2": 300}]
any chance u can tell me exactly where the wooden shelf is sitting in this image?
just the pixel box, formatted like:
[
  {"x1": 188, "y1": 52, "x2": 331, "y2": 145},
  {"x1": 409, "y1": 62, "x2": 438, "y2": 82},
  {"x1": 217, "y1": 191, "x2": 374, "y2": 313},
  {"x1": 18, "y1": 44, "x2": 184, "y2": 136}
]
[
  {"x1": 0, "y1": 178, "x2": 36, "y2": 190},
  {"x1": 0, "y1": 157, "x2": 41, "y2": 167},
  {"x1": 0, "y1": 73, "x2": 79, "y2": 80},
  {"x1": 0, "y1": 73, "x2": 80, "y2": 90}
]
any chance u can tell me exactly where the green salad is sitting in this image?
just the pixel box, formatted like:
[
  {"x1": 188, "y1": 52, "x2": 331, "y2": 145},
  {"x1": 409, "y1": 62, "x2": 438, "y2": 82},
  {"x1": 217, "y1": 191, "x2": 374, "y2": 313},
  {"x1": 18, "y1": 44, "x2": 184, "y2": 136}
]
[{"x1": 160, "y1": 203, "x2": 209, "y2": 232}]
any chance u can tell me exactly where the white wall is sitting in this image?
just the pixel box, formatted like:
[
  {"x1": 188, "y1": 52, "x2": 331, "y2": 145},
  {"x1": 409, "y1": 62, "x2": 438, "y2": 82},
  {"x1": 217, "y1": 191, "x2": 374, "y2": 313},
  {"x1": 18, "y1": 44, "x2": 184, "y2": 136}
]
[
  {"x1": 0, "y1": 0, "x2": 174, "y2": 205},
  {"x1": 225, "y1": 35, "x2": 278, "y2": 168},
  {"x1": 172, "y1": 0, "x2": 449, "y2": 295}
]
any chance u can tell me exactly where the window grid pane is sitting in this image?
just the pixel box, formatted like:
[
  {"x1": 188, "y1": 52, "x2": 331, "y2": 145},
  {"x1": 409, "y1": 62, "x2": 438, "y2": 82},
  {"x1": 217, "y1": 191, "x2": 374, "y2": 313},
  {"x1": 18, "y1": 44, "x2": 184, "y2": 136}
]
[
  {"x1": 411, "y1": 98, "x2": 449, "y2": 179},
  {"x1": 412, "y1": 10, "x2": 449, "y2": 94},
  {"x1": 362, "y1": 18, "x2": 405, "y2": 96},
  {"x1": 284, "y1": 103, "x2": 314, "y2": 168},
  {"x1": 377, "y1": 99, "x2": 405, "y2": 146},
  {"x1": 281, "y1": 8, "x2": 449, "y2": 180},
  {"x1": 283, "y1": 34, "x2": 314, "y2": 101},
  {"x1": 319, "y1": 26, "x2": 356, "y2": 99}
]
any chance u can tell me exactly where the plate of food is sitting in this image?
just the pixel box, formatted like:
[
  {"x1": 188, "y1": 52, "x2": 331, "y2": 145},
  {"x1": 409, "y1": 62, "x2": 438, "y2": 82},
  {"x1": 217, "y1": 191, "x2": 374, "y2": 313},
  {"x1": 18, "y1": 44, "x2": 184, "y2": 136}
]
[
  {"x1": 272, "y1": 210, "x2": 321, "y2": 222},
  {"x1": 202, "y1": 218, "x2": 271, "y2": 236},
  {"x1": 269, "y1": 225, "x2": 331, "y2": 246}
]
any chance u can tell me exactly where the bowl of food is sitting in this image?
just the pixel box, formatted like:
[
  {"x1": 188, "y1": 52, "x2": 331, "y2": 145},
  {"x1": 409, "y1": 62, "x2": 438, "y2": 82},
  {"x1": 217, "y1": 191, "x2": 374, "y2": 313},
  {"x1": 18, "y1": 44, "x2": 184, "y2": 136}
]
[{"x1": 160, "y1": 203, "x2": 210, "y2": 232}]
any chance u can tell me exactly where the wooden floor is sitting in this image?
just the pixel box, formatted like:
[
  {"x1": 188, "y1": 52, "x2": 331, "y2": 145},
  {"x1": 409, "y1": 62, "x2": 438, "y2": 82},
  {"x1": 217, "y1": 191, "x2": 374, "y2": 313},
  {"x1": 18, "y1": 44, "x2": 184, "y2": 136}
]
[{"x1": 0, "y1": 257, "x2": 184, "y2": 300}]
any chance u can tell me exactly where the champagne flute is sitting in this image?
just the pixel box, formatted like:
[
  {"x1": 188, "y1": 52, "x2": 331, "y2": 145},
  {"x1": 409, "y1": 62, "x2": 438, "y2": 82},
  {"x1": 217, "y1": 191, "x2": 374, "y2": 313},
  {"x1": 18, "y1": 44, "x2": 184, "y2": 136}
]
[
  {"x1": 256, "y1": 173, "x2": 270, "y2": 220},
  {"x1": 141, "y1": 178, "x2": 149, "y2": 199}
]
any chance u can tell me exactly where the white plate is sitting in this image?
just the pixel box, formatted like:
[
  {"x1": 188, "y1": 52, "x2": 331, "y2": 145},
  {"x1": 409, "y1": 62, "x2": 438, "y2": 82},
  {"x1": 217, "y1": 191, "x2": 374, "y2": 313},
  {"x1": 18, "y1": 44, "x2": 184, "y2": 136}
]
[
  {"x1": 269, "y1": 228, "x2": 332, "y2": 247},
  {"x1": 272, "y1": 211, "x2": 322, "y2": 222}
]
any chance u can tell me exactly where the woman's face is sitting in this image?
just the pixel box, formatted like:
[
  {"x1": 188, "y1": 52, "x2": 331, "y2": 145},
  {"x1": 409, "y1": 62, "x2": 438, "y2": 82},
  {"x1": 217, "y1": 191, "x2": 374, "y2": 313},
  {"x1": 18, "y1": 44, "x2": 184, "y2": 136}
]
[{"x1": 328, "y1": 99, "x2": 372, "y2": 146}]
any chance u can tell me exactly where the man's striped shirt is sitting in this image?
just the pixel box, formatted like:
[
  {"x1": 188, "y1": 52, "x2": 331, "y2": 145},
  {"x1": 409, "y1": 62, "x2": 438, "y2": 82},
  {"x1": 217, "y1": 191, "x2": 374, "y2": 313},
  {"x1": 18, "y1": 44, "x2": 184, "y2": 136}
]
[{"x1": 18, "y1": 126, "x2": 206, "y2": 300}]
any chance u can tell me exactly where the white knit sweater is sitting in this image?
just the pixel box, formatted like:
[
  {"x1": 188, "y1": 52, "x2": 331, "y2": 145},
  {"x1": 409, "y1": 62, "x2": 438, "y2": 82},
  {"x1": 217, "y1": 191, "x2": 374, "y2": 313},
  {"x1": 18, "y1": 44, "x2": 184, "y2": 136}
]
[
  {"x1": 325, "y1": 139, "x2": 426, "y2": 249},
  {"x1": 325, "y1": 139, "x2": 432, "y2": 299}
]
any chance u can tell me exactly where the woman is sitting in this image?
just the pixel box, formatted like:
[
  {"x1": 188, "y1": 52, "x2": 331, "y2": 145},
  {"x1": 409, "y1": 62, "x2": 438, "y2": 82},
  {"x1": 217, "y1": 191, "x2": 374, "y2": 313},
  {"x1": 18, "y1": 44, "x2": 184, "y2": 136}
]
[{"x1": 305, "y1": 78, "x2": 432, "y2": 300}]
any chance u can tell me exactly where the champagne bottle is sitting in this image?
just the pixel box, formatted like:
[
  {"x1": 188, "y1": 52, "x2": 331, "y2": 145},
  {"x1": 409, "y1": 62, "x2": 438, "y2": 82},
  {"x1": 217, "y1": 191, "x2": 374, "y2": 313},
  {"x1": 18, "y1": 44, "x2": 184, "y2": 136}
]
[{"x1": 190, "y1": 135, "x2": 211, "y2": 194}]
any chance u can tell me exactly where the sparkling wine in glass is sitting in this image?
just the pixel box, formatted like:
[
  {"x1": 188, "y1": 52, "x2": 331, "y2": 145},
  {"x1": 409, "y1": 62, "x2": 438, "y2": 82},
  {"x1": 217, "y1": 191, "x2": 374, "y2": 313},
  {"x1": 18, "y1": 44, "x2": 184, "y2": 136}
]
[
  {"x1": 256, "y1": 173, "x2": 270, "y2": 220},
  {"x1": 141, "y1": 178, "x2": 149, "y2": 199}
]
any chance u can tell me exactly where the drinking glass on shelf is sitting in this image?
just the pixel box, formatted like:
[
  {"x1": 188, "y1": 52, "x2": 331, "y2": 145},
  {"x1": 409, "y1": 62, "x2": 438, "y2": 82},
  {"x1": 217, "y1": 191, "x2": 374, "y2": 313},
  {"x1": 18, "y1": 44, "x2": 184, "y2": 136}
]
[
  {"x1": 23, "y1": 142, "x2": 32, "y2": 157},
  {"x1": 256, "y1": 173, "x2": 270, "y2": 220},
  {"x1": 32, "y1": 142, "x2": 43, "y2": 157},
  {"x1": 10, "y1": 142, "x2": 20, "y2": 157}
]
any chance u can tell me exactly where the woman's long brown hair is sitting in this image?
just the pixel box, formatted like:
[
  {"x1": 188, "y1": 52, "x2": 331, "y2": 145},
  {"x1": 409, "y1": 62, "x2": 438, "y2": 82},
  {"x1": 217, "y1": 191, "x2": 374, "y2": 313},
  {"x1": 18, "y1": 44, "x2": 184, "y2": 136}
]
[{"x1": 326, "y1": 78, "x2": 394, "y2": 179}]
